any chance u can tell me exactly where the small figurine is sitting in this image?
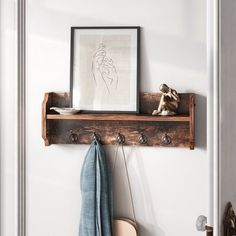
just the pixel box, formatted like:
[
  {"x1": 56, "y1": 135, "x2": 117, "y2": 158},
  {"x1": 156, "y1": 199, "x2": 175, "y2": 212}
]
[{"x1": 152, "y1": 84, "x2": 180, "y2": 116}]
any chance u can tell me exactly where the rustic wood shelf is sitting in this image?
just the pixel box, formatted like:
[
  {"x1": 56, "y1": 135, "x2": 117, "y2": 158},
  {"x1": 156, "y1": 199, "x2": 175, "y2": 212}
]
[
  {"x1": 46, "y1": 114, "x2": 190, "y2": 122},
  {"x1": 42, "y1": 92, "x2": 195, "y2": 149}
]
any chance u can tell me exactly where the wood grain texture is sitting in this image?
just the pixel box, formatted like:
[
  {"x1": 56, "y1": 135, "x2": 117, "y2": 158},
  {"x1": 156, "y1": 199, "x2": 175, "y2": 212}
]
[
  {"x1": 140, "y1": 93, "x2": 191, "y2": 114},
  {"x1": 48, "y1": 120, "x2": 190, "y2": 147},
  {"x1": 42, "y1": 92, "x2": 195, "y2": 149},
  {"x1": 42, "y1": 93, "x2": 50, "y2": 146},
  {"x1": 47, "y1": 114, "x2": 190, "y2": 122},
  {"x1": 189, "y1": 94, "x2": 195, "y2": 150}
]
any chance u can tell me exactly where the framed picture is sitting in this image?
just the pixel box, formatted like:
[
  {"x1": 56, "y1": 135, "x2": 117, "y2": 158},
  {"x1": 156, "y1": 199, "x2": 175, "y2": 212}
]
[{"x1": 70, "y1": 26, "x2": 140, "y2": 113}]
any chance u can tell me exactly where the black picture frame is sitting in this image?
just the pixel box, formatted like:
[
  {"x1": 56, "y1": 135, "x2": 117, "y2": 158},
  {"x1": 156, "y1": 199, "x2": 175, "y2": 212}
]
[{"x1": 70, "y1": 26, "x2": 140, "y2": 113}]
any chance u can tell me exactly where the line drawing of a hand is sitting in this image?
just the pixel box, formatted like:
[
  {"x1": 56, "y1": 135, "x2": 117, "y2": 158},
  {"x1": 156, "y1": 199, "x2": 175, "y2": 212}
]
[{"x1": 92, "y1": 43, "x2": 118, "y2": 94}]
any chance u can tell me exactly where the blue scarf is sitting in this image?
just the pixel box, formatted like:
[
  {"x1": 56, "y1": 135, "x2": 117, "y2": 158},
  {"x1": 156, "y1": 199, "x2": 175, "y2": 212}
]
[{"x1": 79, "y1": 140, "x2": 113, "y2": 236}]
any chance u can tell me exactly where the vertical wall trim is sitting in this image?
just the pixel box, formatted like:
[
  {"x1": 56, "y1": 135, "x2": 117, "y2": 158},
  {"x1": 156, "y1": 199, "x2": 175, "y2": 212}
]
[
  {"x1": 216, "y1": 0, "x2": 220, "y2": 234},
  {"x1": 214, "y1": 0, "x2": 220, "y2": 233},
  {"x1": 207, "y1": 0, "x2": 220, "y2": 234},
  {"x1": 213, "y1": 0, "x2": 220, "y2": 235},
  {"x1": 17, "y1": 0, "x2": 26, "y2": 235},
  {"x1": 207, "y1": 0, "x2": 214, "y2": 227}
]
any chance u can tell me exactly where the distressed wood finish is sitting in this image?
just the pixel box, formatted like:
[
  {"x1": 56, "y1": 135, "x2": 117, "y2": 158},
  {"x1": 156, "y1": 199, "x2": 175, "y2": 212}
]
[
  {"x1": 42, "y1": 93, "x2": 49, "y2": 145},
  {"x1": 42, "y1": 92, "x2": 195, "y2": 149},
  {"x1": 189, "y1": 94, "x2": 195, "y2": 150},
  {"x1": 47, "y1": 114, "x2": 190, "y2": 122}
]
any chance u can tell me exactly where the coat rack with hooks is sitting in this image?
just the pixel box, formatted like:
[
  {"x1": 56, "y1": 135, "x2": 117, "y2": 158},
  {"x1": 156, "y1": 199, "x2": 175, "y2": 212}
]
[{"x1": 42, "y1": 92, "x2": 195, "y2": 149}]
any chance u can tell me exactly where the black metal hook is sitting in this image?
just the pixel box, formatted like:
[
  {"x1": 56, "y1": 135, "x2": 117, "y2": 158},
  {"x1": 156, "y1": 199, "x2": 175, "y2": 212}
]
[
  {"x1": 138, "y1": 133, "x2": 148, "y2": 144},
  {"x1": 161, "y1": 133, "x2": 172, "y2": 145},
  {"x1": 116, "y1": 132, "x2": 125, "y2": 144},
  {"x1": 91, "y1": 132, "x2": 101, "y2": 142},
  {"x1": 69, "y1": 130, "x2": 78, "y2": 143}
]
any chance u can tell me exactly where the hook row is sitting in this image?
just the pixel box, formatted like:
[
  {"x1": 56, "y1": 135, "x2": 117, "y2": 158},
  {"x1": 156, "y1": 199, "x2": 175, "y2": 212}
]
[
  {"x1": 92, "y1": 132, "x2": 145, "y2": 145},
  {"x1": 69, "y1": 131, "x2": 150, "y2": 145},
  {"x1": 69, "y1": 130, "x2": 172, "y2": 145}
]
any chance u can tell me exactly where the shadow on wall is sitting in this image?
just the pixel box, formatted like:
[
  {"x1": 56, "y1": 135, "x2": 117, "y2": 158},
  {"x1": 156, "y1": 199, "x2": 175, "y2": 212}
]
[
  {"x1": 108, "y1": 146, "x2": 166, "y2": 236},
  {"x1": 133, "y1": 150, "x2": 166, "y2": 236}
]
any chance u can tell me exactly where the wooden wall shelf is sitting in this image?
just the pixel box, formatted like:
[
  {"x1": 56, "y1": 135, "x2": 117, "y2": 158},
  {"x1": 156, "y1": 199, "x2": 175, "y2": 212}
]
[{"x1": 42, "y1": 92, "x2": 195, "y2": 149}]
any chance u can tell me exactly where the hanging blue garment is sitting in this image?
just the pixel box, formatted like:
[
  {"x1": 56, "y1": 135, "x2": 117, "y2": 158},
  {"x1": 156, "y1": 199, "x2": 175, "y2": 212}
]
[{"x1": 79, "y1": 140, "x2": 113, "y2": 236}]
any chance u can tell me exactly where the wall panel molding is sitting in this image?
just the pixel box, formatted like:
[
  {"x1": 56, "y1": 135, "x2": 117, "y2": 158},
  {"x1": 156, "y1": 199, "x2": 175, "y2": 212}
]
[{"x1": 17, "y1": 0, "x2": 26, "y2": 235}]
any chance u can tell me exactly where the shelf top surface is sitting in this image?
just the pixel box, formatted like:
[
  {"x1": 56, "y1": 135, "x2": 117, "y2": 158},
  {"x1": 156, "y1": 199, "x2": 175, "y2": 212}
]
[{"x1": 46, "y1": 113, "x2": 190, "y2": 122}]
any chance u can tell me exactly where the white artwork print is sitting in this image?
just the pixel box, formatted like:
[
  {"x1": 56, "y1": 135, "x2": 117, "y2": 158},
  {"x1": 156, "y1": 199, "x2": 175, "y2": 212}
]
[{"x1": 72, "y1": 29, "x2": 138, "y2": 111}]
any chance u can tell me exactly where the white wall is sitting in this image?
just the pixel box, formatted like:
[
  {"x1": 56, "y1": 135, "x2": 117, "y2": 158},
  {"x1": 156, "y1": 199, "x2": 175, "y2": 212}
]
[
  {"x1": 0, "y1": 0, "x2": 18, "y2": 236},
  {"x1": 220, "y1": 0, "x2": 236, "y2": 232},
  {"x1": 24, "y1": 0, "x2": 208, "y2": 236}
]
